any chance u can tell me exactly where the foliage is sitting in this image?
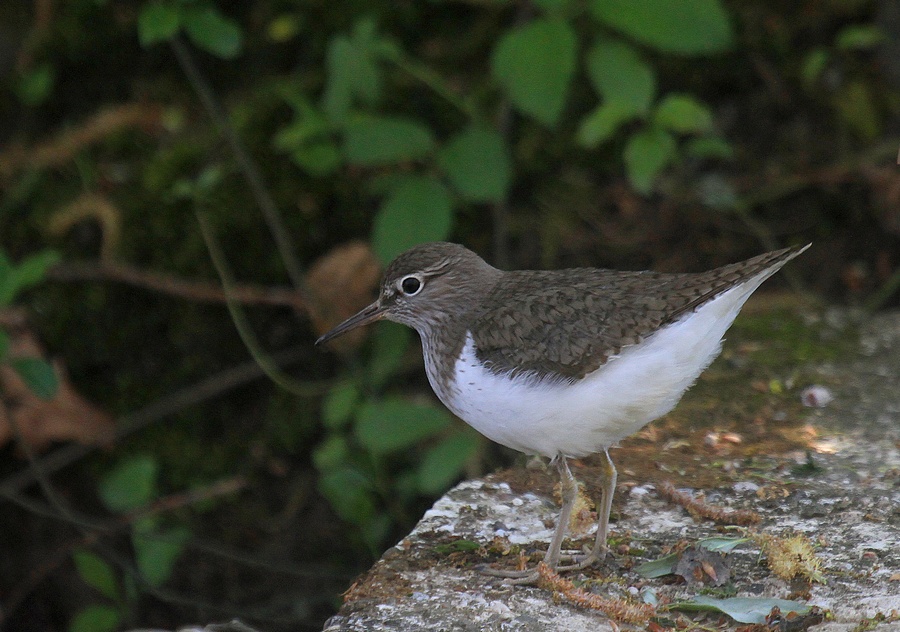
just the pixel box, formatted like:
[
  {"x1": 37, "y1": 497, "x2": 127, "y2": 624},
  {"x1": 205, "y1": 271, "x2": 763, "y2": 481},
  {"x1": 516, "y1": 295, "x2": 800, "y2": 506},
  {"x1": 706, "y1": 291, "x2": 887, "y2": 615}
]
[
  {"x1": 270, "y1": 3, "x2": 736, "y2": 248},
  {"x1": 138, "y1": 1, "x2": 242, "y2": 58},
  {"x1": 70, "y1": 454, "x2": 193, "y2": 632},
  {"x1": 313, "y1": 321, "x2": 481, "y2": 550},
  {"x1": 0, "y1": 248, "x2": 60, "y2": 398}
]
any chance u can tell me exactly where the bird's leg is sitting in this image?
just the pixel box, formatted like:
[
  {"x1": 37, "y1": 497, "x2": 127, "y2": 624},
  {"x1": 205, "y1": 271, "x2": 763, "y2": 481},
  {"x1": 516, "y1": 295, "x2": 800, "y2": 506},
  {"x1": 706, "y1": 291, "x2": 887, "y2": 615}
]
[
  {"x1": 542, "y1": 455, "x2": 578, "y2": 569},
  {"x1": 480, "y1": 455, "x2": 578, "y2": 583},
  {"x1": 557, "y1": 448, "x2": 616, "y2": 571}
]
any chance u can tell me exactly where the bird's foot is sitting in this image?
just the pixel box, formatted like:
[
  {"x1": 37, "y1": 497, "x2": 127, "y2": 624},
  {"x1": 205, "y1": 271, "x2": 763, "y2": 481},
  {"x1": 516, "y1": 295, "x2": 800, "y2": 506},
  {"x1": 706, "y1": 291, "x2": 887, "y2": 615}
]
[
  {"x1": 479, "y1": 548, "x2": 606, "y2": 585},
  {"x1": 555, "y1": 549, "x2": 604, "y2": 572},
  {"x1": 478, "y1": 563, "x2": 544, "y2": 585}
]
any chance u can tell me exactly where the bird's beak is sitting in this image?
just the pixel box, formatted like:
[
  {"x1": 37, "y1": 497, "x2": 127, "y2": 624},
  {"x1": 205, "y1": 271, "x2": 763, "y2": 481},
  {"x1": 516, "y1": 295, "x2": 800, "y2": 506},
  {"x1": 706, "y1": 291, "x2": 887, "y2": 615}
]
[{"x1": 315, "y1": 300, "x2": 386, "y2": 346}]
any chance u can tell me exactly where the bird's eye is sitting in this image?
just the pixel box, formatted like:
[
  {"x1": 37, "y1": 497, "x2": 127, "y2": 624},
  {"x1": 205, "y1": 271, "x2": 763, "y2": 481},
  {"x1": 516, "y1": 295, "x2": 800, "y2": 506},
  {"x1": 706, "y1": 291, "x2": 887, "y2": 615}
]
[{"x1": 400, "y1": 275, "x2": 422, "y2": 296}]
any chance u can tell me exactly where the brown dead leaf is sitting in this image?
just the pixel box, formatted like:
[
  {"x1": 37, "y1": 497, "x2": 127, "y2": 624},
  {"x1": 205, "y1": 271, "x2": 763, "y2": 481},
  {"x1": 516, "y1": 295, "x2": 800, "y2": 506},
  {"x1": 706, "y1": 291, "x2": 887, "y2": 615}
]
[
  {"x1": 0, "y1": 310, "x2": 115, "y2": 453},
  {"x1": 673, "y1": 546, "x2": 730, "y2": 586},
  {"x1": 306, "y1": 241, "x2": 381, "y2": 352}
]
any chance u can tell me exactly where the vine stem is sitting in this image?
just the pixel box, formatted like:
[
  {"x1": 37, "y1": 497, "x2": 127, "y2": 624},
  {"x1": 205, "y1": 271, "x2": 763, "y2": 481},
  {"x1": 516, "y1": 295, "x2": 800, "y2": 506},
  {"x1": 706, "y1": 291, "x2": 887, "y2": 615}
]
[{"x1": 169, "y1": 36, "x2": 312, "y2": 306}]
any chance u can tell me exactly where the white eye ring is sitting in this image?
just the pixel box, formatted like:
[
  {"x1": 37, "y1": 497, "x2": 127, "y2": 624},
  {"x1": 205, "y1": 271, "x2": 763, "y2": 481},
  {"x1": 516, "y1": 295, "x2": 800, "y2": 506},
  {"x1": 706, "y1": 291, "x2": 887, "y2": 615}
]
[{"x1": 398, "y1": 275, "x2": 424, "y2": 296}]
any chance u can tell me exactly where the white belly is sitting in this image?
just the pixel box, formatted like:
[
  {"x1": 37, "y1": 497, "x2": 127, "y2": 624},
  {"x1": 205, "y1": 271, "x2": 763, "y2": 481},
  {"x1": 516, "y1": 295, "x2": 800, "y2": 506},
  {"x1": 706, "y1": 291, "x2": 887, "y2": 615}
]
[{"x1": 425, "y1": 273, "x2": 771, "y2": 458}]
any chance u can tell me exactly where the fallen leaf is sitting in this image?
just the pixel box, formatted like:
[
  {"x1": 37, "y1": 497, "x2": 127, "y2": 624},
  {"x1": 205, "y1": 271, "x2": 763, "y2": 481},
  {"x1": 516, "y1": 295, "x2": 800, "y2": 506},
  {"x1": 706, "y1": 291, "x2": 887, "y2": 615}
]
[
  {"x1": 673, "y1": 545, "x2": 730, "y2": 586},
  {"x1": 671, "y1": 596, "x2": 811, "y2": 625},
  {"x1": 0, "y1": 310, "x2": 115, "y2": 452}
]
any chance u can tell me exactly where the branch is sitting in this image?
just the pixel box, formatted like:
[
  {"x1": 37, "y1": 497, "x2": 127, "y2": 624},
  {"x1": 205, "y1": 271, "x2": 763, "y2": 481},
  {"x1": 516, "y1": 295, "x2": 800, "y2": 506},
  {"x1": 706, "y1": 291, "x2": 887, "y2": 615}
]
[{"x1": 47, "y1": 262, "x2": 308, "y2": 312}]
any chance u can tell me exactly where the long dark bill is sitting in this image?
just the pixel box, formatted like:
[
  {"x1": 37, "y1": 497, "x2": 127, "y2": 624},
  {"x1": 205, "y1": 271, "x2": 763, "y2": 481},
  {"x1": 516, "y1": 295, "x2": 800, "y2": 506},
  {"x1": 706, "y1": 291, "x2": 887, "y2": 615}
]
[{"x1": 315, "y1": 300, "x2": 385, "y2": 346}]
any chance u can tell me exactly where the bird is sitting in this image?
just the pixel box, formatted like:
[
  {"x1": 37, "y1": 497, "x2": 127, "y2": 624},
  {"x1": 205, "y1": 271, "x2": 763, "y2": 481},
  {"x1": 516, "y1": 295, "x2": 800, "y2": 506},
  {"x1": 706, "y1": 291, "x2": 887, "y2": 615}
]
[{"x1": 316, "y1": 241, "x2": 809, "y2": 583}]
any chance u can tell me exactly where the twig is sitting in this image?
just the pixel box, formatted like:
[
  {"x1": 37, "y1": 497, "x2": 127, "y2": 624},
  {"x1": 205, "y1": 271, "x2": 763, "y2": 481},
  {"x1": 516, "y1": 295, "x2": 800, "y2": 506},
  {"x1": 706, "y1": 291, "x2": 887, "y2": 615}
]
[
  {"x1": 0, "y1": 346, "x2": 321, "y2": 498},
  {"x1": 0, "y1": 103, "x2": 165, "y2": 179},
  {"x1": 658, "y1": 481, "x2": 761, "y2": 526},
  {"x1": 168, "y1": 36, "x2": 311, "y2": 306},
  {"x1": 48, "y1": 262, "x2": 308, "y2": 311},
  {"x1": 0, "y1": 476, "x2": 247, "y2": 623},
  {"x1": 380, "y1": 47, "x2": 476, "y2": 118},
  {"x1": 195, "y1": 210, "x2": 321, "y2": 396},
  {"x1": 1, "y1": 397, "x2": 81, "y2": 527}
]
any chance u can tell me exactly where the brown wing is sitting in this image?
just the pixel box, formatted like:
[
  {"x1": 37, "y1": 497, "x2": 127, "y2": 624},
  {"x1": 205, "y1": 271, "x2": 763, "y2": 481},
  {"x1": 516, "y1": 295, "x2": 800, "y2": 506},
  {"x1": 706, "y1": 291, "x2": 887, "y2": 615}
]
[{"x1": 470, "y1": 245, "x2": 806, "y2": 381}]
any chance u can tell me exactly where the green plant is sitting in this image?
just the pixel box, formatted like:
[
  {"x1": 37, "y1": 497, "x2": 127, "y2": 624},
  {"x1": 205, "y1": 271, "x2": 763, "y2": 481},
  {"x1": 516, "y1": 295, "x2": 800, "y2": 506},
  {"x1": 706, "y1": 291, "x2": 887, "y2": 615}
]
[
  {"x1": 0, "y1": 248, "x2": 60, "y2": 399},
  {"x1": 272, "y1": 1, "x2": 734, "y2": 262},
  {"x1": 800, "y1": 23, "x2": 886, "y2": 141},
  {"x1": 70, "y1": 455, "x2": 191, "y2": 632},
  {"x1": 313, "y1": 322, "x2": 482, "y2": 552},
  {"x1": 138, "y1": 0, "x2": 243, "y2": 59}
]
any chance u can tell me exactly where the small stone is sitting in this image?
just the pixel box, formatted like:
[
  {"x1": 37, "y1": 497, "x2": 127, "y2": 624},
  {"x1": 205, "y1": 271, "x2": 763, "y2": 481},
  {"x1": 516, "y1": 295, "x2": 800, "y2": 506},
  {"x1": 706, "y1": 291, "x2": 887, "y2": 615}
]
[
  {"x1": 801, "y1": 385, "x2": 834, "y2": 408},
  {"x1": 630, "y1": 485, "x2": 652, "y2": 497}
]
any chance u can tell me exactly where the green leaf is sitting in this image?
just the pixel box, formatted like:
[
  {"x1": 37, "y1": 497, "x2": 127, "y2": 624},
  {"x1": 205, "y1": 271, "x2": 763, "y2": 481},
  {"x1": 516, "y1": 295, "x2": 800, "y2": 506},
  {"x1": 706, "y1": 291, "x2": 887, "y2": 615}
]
[
  {"x1": 273, "y1": 102, "x2": 341, "y2": 177},
  {"x1": 290, "y1": 142, "x2": 342, "y2": 177},
  {"x1": 69, "y1": 605, "x2": 121, "y2": 632},
  {"x1": 273, "y1": 105, "x2": 331, "y2": 149},
  {"x1": 653, "y1": 94, "x2": 714, "y2": 134},
  {"x1": 836, "y1": 25, "x2": 884, "y2": 50},
  {"x1": 834, "y1": 81, "x2": 880, "y2": 141},
  {"x1": 99, "y1": 455, "x2": 158, "y2": 513},
  {"x1": 10, "y1": 357, "x2": 58, "y2": 399},
  {"x1": 355, "y1": 398, "x2": 451, "y2": 455},
  {"x1": 589, "y1": 0, "x2": 733, "y2": 55},
  {"x1": 624, "y1": 127, "x2": 677, "y2": 194},
  {"x1": 183, "y1": 5, "x2": 243, "y2": 59},
  {"x1": 322, "y1": 21, "x2": 383, "y2": 122},
  {"x1": 371, "y1": 175, "x2": 453, "y2": 265},
  {"x1": 15, "y1": 63, "x2": 55, "y2": 106},
  {"x1": 267, "y1": 13, "x2": 303, "y2": 43},
  {"x1": 318, "y1": 466, "x2": 377, "y2": 525},
  {"x1": 73, "y1": 550, "x2": 120, "y2": 600},
  {"x1": 343, "y1": 116, "x2": 435, "y2": 166},
  {"x1": 0, "y1": 330, "x2": 8, "y2": 360},
  {"x1": 586, "y1": 38, "x2": 655, "y2": 114},
  {"x1": 312, "y1": 435, "x2": 350, "y2": 471},
  {"x1": 635, "y1": 552, "x2": 679, "y2": 578},
  {"x1": 698, "y1": 536, "x2": 752, "y2": 552},
  {"x1": 673, "y1": 596, "x2": 810, "y2": 624},
  {"x1": 133, "y1": 526, "x2": 190, "y2": 587},
  {"x1": 138, "y1": 1, "x2": 182, "y2": 47},
  {"x1": 438, "y1": 127, "x2": 512, "y2": 202},
  {"x1": 576, "y1": 101, "x2": 638, "y2": 148},
  {"x1": 16, "y1": 249, "x2": 61, "y2": 284},
  {"x1": 323, "y1": 381, "x2": 361, "y2": 430},
  {"x1": 1, "y1": 250, "x2": 61, "y2": 306},
  {"x1": 417, "y1": 432, "x2": 481, "y2": 494},
  {"x1": 491, "y1": 19, "x2": 577, "y2": 126},
  {"x1": 800, "y1": 48, "x2": 829, "y2": 89}
]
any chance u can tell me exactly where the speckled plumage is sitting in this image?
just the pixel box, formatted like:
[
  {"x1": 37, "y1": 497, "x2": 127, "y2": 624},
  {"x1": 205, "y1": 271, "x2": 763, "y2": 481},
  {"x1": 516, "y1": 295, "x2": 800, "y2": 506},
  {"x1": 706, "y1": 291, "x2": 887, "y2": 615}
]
[{"x1": 469, "y1": 247, "x2": 804, "y2": 381}]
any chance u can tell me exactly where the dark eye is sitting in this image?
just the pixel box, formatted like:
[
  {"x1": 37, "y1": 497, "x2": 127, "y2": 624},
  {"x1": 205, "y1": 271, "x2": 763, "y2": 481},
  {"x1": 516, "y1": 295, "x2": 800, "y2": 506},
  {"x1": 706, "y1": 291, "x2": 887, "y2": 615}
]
[{"x1": 401, "y1": 276, "x2": 422, "y2": 295}]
